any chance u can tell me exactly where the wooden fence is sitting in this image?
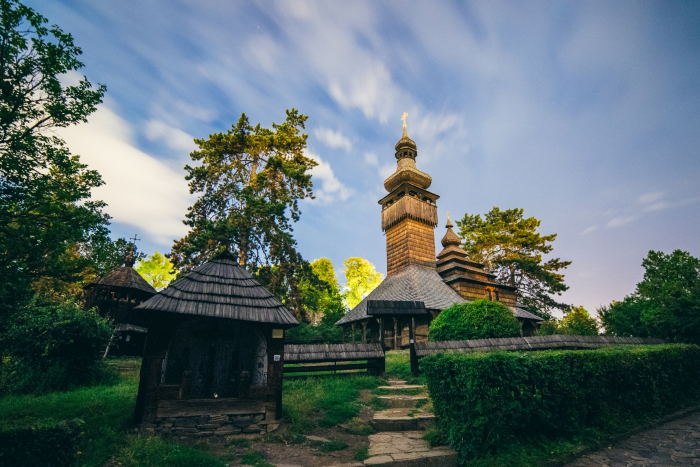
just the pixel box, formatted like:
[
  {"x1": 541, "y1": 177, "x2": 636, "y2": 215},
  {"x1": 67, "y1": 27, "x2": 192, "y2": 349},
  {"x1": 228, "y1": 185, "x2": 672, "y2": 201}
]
[
  {"x1": 411, "y1": 335, "x2": 666, "y2": 374},
  {"x1": 284, "y1": 343, "x2": 385, "y2": 377}
]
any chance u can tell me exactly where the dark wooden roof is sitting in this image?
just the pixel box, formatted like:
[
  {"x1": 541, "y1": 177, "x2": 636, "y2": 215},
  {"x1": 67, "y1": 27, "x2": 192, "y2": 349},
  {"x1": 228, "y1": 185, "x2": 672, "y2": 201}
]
[
  {"x1": 87, "y1": 266, "x2": 157, "y2": 295},
  {"x1": 135, "y1": 252, "x2": 298, "y2": 326},
  {"x1": 367, "y1": 300, "x2": 427, "y2": 315},
  {"x1": 284, "y1": 343, "x2": 384, "y2": 362},
  {"x1": 336, "y1": 265, "x2": 464, "y2": 325},
  {"x1": 415, "y1": 335, "x2": 665, "y2": 357}
]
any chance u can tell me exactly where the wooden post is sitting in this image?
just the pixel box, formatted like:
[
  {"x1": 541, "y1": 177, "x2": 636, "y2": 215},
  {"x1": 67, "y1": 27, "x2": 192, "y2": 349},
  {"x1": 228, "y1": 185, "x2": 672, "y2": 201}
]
[
  {"x1": 379, "y1": 318, "x2": 385, "y2": 350},
  {"x1": 519, "y1": 320, "x2": 524, "y2": 338},
  {"x1": 410, "y1": 317, "x2": 418, "y2": 376},
  {"x1": 351, "y1": 323, "x2": 356, "y2": 342},
  {"x1": 361, "y1": 321, "x2": 367, "y2": 344},
  {"x1": 178, "y1": 370, "x2": 192, "y2": 400},
  {"x1": 393, "y1": 317, "x2": 398, "y2": 350}
]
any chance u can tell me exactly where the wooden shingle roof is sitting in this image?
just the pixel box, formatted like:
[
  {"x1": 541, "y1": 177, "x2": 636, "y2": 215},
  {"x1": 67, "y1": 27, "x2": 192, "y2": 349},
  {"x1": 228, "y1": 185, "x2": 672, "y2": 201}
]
[
  {"x1": 88, "y1": 266, "x2": 156, "y2": 295},
  {"x1": 135, "y1": 252, "x2": 298, "y2": 326},
  {"x1": 367, "y1": 300, "x2": 427, "y2": 315}
]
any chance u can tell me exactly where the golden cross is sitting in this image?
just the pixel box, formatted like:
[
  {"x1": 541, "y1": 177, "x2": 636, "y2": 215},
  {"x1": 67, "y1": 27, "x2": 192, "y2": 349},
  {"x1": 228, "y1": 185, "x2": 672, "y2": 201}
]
[
  {"x1": 401, "y1": 112, "x2": 408, "y2": 127},
  {"x1": 447, "y1": 211, "x2": 451, "y2": 222}
]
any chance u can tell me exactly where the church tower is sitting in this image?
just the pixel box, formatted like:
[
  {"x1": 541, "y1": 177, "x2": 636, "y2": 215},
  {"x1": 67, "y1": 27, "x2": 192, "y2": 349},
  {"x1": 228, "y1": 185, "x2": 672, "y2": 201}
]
[{"x1": 379, "y1": 122, "x2": 440, "y2": 276}]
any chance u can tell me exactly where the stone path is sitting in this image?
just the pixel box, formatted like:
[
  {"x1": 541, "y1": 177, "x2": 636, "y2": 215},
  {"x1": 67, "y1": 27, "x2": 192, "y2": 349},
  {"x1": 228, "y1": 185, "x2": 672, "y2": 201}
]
[
  {"x1": 362, "y1": 380, "x2": 457, "y2": 466},
  {"x1": 564, "y1": 410, "x2": 700, "y2": 466}
]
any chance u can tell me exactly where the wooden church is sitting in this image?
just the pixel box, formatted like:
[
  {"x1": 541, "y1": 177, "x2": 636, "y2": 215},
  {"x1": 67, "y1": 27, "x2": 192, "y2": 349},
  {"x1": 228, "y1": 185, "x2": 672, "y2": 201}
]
[
  {"x1": 133, "y1": 251, "x2": 298, "y2": 437},
  {"x1": 336, "y1": 121, "x2": 543, "y2": 347}
]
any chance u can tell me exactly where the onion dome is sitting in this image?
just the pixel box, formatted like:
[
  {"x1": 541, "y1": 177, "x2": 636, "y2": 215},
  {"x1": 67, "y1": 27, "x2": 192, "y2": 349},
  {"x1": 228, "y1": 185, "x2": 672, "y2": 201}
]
[
  {"x1": 384, "y1": 125, "x2": 432, "y2": 192},
  {"x1": 441, "y1": 216, "x2": 462, "y2": 248}
]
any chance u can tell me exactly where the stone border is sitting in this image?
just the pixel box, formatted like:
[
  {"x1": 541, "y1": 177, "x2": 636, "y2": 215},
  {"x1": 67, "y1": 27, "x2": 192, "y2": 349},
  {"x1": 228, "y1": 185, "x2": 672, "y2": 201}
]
[{"x1": 544, "y1": 404, "x2": 700, "y2": 467}]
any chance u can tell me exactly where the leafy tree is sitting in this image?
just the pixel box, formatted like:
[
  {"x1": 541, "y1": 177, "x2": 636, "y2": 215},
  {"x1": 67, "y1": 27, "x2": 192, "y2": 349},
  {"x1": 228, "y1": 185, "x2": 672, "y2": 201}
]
[
  {"x1": 456, "y1": 207, "x2": 571, "y2": 318},
  {"x1": 170, "y1": 110, "x2": 318, "y2": 321},
  {"x1": 135, "y1": 251, "x2": 174, "y2": 290},
  {"x1": 599, "y1": 250, "x2": 700, "y2": 344},
  {"x1": 305, "y1": 258, "x2": 345, "y2": 324},
  {"x1": 560, "y1": 306, "x2": 598, "y2": 335},
  {"x1": 428, "y1": 299, "x2": 521, "y2": 341},
  {"x1": 341, "y1": 257, "x2": 383, "y2": 309},
  {"x1": 0, "y1": 297, "x2": 113, "y2": 394},
  {"x1": 0, "y1": 0, "x2": 107, "y2": 314}
]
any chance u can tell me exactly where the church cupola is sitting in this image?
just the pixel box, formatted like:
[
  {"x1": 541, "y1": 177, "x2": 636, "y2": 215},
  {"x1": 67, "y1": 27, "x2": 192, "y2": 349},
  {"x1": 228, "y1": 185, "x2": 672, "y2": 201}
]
[{"x1": 379, "y1": 116, "x2": 440, "y2": 276}]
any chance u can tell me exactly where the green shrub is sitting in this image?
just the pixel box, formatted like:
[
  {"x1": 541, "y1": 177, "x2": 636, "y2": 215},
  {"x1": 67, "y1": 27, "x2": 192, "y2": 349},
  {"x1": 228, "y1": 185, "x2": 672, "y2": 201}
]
[
  {"x1": 535, "y1": 307, "x2": 599, "y2": 337},
  {"x1": 345, "y1": 417, "x2": 375, "y2": 436},
  {"x1": 421, "y1": 344, "x2": 700, "y2": 462},
  {"x1": 0, "y1": 419, "x2": 83, "y2": 467},
  {"x1": 428, "y1": 300, "x2": 520, "y2": 342},
  {"x1": 117, "y1": 435, "x2": 226, "y2": 467},
  {"x1": 0, "y1": 298, "x2": 113, "y2": 394},
  {"x1": 285, "y1": 322, "x2": 344, "y2": 344},
  {"x1": 353, "y1": 445, "x2": 369, "y2": 462}
]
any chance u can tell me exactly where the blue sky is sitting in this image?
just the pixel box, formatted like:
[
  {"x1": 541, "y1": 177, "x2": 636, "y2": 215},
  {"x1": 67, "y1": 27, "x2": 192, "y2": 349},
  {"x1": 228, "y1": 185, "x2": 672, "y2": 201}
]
[{"x1": 29, "y1": 1, "x2": 700, "y2": 314}]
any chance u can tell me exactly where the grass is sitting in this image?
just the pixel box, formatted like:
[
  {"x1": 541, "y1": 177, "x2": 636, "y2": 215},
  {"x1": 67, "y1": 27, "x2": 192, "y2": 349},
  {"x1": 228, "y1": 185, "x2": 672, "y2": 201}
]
[
  {"x1": 345, "y1": 417, "x2": 375, "y2": 436},
  {"x1": 353, "y1": 445, "x2": 370, "y2": 462},
  {"x1": 225, "y1": 437, "x2": 250, "y2": 448},
  {"x1": 240, "y1": 450, "x2": 275, "y2": 467},
  {"x1": 0, "y1": 357, "x2": 140, "y2": 467},
  {"x1": 308, "y1": 437, "x2": 348, "y2": 452},
  {"x1": 282, "y1": 374, "x2": 381, "y2": 433},
  {"x1": 116, "y1": 436, "x2": 226, "y2": 467}
]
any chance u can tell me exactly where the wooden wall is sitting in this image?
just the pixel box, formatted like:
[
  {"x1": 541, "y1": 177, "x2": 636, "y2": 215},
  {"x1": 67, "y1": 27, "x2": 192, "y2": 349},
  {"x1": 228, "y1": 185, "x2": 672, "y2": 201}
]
[{"x1": 386, "y1": 218, "x2": 436, "y2": 275}]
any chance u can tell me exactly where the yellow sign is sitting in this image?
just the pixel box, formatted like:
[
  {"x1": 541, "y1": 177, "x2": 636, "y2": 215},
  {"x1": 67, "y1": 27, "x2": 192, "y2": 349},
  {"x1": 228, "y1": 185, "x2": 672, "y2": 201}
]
[{"x1": 272, "y1": 329, "x2": 284, "y2": 339}]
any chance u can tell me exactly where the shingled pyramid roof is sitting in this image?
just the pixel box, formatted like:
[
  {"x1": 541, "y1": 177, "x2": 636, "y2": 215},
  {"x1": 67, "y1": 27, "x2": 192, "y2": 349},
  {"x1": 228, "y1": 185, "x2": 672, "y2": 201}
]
[
  {"x1": 135, "y1": 251, "x2": 298, "y2": 326},
  {"x1": 88, "y1": 266, "x2": 157, "y2": 295},
  {"x1": 336, "y1": 264, "x2": 464, "y2": 325}
]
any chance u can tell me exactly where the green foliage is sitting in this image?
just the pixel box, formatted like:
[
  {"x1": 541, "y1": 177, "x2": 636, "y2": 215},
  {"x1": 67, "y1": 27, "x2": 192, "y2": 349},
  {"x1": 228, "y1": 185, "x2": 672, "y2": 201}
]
[
  {"x1": 535, "y1": 307, "x2": 599, "y2": 336},
  {"x1": 171, "y1": 110, "x2": 318, "y2": 322},
  {"x1": 282, "y1": 375, "x2": 381, "y2": 434},
  {"x1": 423, "y1": 425, "x2": 449, "y2": 447},
  {"x1": 341, "y1": 257, "x2": 383, "y2": 309},
  {"x1": 308, "y1": 437, "x2": 348, "y2": 452},
  {"x1": 0, "y1": 358, "x2": 139, "y2": 467},
  {"x1": 225, "y1": 438, "x2": 250, "y2": 448},
  {"x1": 116, "y1": 436, "x2": 226, "y2": 467},
  {"x1": 428, "y1": 300, "x2": 521, "y2": 342},
  {"x1": 456, "y1": 207, "x2": 571, "y2": 317},
  {"x1": 135, "y1": 251, "x2": 175, "y2": 290},
  {"x1": 0, "y1": 418, "x2": 83, "y2": 467},
  {"x1": 284, "y1": 322, "x2": 344, "y2": 344},
  {"x1": 240, "y1": 450, "x2": 274, "y2": 467},
  {"x1": 0, "y1": 0, "x2": 108, "y2": 314},
  {"x1": 599, "y1": 250, "x2": 700, "y2": 344},
  {"x1": 353, "y1": 445, "x2": 369, "y2": 462},
  {"x1": 345, "y1": 417, "x2": 375, "y2": 436},
  {"x1": 420, "y1": 344, "x2": 700, "y2": 462},
  {"x1": 0, "y1": 298, "x2": 113, "y2": 394},
  {"x1": 297, "y1": 258, "x2": 346, "y2": 324}
]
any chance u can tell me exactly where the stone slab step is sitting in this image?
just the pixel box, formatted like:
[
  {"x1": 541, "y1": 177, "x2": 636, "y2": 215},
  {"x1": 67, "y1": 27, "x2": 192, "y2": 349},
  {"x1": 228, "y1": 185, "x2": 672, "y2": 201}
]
[
  {"x1": 372, "y1": 408, "x2": 435, "y2": 432},
  {"x1": 377, "y1": 395, "x2": 428, "y2": 409},
  {"x1": 387, "y1": 380, "x2": 407, "y2": 386},
  {"x1": 377, "y1": 385, "x2": 424, "y2": 390},
  {"x1": 363, "y1": 431, "x2": 457, "y2": 466}
]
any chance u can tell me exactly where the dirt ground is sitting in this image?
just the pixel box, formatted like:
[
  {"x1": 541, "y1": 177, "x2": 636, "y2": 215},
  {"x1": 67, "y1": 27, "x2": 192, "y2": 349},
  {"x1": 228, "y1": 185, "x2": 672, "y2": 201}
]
[{"x1": 200, "y1": 389, "x2": 377, "y2": 466}]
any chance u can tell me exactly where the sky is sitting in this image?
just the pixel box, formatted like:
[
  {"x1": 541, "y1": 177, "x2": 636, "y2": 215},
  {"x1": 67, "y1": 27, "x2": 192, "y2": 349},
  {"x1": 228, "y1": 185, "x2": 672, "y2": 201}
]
[{"x1": 28, "y1": 0, "x2": 700, "y2": 315}]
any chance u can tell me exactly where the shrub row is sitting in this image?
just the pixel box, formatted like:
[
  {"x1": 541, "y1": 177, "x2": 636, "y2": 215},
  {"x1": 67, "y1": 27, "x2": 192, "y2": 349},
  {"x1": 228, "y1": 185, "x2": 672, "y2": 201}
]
[
  {"x1": 0, "y1": 419, "x2": 83, "y2": 467},
  {"x1": 421, "y1": 344, "x2": 700, "y2": 460}
]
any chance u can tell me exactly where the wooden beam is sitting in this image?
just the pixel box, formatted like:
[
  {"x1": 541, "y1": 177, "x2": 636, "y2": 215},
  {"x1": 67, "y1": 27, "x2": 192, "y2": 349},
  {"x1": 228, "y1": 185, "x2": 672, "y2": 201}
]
[{"x1": 361, "y1": 321, "x2": 367, "y2": 344}]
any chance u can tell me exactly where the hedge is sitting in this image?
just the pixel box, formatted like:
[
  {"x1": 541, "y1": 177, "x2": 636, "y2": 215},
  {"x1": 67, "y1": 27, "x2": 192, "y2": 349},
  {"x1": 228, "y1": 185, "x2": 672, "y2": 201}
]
[
  {"x1": 420, "y1": 344, "x2": 700, "y2": 460},
  {"x1": 0, "y1": 419, "x2": 83, "y2": 467}
]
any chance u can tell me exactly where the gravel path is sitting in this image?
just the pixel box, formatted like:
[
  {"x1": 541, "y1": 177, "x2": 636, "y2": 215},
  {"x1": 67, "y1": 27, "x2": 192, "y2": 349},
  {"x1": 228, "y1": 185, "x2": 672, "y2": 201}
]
[{"x1": 564, "y1": 411, "x2": 700, "y2": 466}]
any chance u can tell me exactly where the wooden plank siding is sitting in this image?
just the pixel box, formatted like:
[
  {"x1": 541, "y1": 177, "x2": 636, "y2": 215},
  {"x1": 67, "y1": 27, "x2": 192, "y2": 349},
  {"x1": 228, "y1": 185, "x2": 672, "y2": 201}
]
[{"x1": 283, "y1": 343, "x2": 385, "y2": 377}]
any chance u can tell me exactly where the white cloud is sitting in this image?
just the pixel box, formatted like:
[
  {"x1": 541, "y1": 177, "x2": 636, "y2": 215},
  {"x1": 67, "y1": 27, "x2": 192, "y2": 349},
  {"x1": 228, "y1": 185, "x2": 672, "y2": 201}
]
[
  {"x1": 59, "y1": 105, "x2": 193, "y2": 244},
  {"x1": 412, "y1": 111, "x2": 465, "y2": 141},
  {"x1": 315, "y1": 127, "x2": 352, "y2": 151},
  {"x1": 306, "y1": 150, "x2": 352, "y2": 203},
  {"x1": 244, "y1": 35, "x2": 280, "y2": 73},
  {"x1": 329, "y1": 60, "x2": 398, "y2": 123},
  {"x1": 644, "y1": 201, "x2": 669, "y2": 212},
  {"x1": 144, "y1": 120, "x2": 197, "y2": 153},
  {"x1": 638, "y1": 191, "x2": 664, "y2": 205},
  {"x1": 582, "y1": 225, "x2": 598, "y2": 235},
  {"x1": 379, "y1": 164, "x2": 395, "y2": 179},
  {"x1": 364, "y1": 152, "x2": 379, "y2": 166},
  {"x1": 606, "y1": 215, "x2": 639, "y2": 228}
]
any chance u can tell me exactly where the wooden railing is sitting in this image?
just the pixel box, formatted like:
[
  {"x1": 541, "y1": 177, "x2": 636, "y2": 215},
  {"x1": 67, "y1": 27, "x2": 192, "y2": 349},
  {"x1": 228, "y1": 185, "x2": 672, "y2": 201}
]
[{"x1": 284, "y1": 343, "x2": 385, "y2": 378}]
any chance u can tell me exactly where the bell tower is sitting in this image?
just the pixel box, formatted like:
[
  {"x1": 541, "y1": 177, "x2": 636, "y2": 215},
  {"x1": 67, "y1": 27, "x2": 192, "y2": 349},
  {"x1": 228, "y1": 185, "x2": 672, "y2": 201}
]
[{"x1": 379, "y1": 119, "x2": 440, "y2": 276}]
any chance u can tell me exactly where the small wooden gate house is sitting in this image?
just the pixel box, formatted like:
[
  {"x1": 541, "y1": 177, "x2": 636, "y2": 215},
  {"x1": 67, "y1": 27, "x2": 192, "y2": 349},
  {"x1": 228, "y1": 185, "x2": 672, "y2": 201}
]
[
  {"x1": 132, "y1": 251, "x2": 298, "y2": 436},
  {"x1": 84, "y1": 246, "x2": 156, "y2": 356}
]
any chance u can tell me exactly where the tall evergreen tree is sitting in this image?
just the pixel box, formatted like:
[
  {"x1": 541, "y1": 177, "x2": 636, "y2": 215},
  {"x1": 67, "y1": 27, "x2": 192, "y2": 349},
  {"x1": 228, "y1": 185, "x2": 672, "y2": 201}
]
[
  {"x1": 456, "y1": 207, "x2": 571, "y2": 317},
  {"x1": 171, "y1": 110, "x2": 318, "y2": 321}
]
